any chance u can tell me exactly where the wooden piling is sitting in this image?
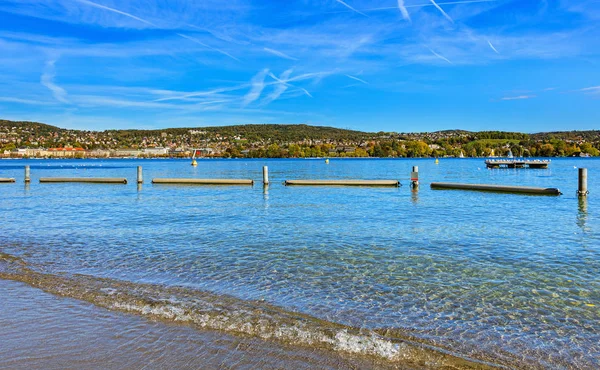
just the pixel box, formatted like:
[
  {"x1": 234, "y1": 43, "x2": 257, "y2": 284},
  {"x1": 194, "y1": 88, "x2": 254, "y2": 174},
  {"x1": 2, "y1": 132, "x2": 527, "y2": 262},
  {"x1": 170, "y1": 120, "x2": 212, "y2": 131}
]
[
  {"x1": 0, "y1": 178, "x2": 16, "y2": 183},
  {"x1": 578, "y1": 168, "x2": 588, "y2": 196},
  {"x1": 284, "y1": 179, "x2": 400, "y2": 187},
  {"x1": 40, "y1": 177, "x2": 128, "y2": 184},
  {"x1": 263, "y1": 166, "x2": 269, "y2": 186},
  {"x1": 137, "y1": 166, "x2": 143, "y2": 184},
  {"x1": 431, "y1": 182, "x2": 561, "y2": 195},
  {"x1": 411, "y1": 166, "x2": 419, "y2": 189},
  {"x1": 152, "y1": 178, "x2": 253, "y2": 185},
  {"x1": 25, "y1": 165, "x2": 31, "y2": 183}
]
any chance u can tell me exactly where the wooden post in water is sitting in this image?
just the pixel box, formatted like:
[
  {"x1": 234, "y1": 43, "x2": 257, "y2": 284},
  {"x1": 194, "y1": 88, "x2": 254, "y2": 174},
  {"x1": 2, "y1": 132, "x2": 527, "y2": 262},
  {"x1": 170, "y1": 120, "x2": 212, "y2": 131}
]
[
  {"x1": 578, "y1": 168, "x2": 588, "y2": 197},
  {"x1": 137, "y1": 166, "x2": 143, "y2": 184},
  {"x1": 24, "y1": 165, "x2": 31, "y2": 183},
  {"x1": 263, "y1": 166, "x2": 269, "y2": 186},
  {"x1": 411, "y1": 166, "x2": 419, "y2": 189}
]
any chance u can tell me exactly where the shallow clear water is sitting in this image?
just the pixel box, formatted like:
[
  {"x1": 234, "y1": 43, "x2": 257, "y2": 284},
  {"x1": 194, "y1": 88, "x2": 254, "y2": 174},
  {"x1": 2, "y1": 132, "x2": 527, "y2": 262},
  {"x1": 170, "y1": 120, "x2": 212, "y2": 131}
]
[{"x1": 1, "y1": 158, "x2": 599, "y2": 368}]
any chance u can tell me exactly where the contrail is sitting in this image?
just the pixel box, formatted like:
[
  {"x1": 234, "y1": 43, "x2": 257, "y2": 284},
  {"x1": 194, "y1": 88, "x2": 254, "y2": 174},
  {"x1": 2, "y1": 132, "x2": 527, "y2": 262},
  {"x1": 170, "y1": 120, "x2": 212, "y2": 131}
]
[
  {"x1": 363, "y1": 0, "x2": 496, "y2": 12},
  {"x1": 263, "y1": 69, "x2": 293, "y2": 104},
  {"x1": 429, "y1": 0, "x2": 454, "y2": 23},
  {"x1": 397, "y1": 0, "x2": 411, "y2": 21},
  {"x1": 177, "y1": 33, "x2": 239, "y2": 61},
  {"x1": 263, "y1": 47, "x2": 298, "y2": 61},
  {"x1": 75, "y1": 0, "x2": 239, "y2": 61},
  {"x1": 410, "y1": 0, "x2": 495, "y2": 7},
  {"x1": 428, "y1": 48, "x2": 452, "y2": 64},
  {"x1": 155, "y1": 71, "x2": 328, "y2": 103},
  {"x1": 74, "y1": 0, "x2": 155, "y2": 26},
  {"x1": 345, "y1": 74, "x2": 369, "y2": 84},
  {"x1": 487, "y1": 40, "x2": 499, "y2": 54},
  {"x1": 154, "y1": 85, "x2": 250, "y2": 102},
  {"x1": 269, "y1": 72, "x2": 313, "y2": 98},
  {"x1": 335, "y1": 0, "x2": 369, "y2": 17}
]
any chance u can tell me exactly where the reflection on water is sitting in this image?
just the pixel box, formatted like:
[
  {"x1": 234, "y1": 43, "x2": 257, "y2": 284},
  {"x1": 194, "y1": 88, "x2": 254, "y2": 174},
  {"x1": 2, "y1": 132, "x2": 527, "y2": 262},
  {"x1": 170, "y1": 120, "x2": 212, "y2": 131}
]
[
  {"x1": 578, "y1": 196, "x2": 588, "y2": 231},
  {"x1": 411, "y1": 187, "x2": 419, "y2": 205},
  {"x1": 0, "y1": 158, "x2": 599, "y2": 368}
]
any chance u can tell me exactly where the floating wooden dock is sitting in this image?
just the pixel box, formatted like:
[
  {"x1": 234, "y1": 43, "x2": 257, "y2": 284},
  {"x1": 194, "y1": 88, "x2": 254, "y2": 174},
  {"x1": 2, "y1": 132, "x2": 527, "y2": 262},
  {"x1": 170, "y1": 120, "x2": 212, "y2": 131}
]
[
  {"x1": 485, "y1": 159, "x2": 550, "y2": 169},
  {"x1": 39, "y1": 177, "x2": 128, "y2": 184},
  {"x1": 284, "y1": 179, "x2": 400, "y2": 187},
  {"x1": 431, "y1": 182, "x2": 561, "y2": 195},
  {"x1": 0, "y1": 178, "x2": 16, "y2": 183},
  {"x1": 152, "y1": 178, "x2": 254, "y2": 185}
]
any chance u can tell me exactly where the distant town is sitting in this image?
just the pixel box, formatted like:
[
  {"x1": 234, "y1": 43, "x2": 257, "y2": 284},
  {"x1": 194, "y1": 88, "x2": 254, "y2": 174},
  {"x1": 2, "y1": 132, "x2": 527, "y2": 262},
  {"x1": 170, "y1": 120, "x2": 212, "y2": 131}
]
[{"x1": 1, "y1": 119, "x2": 599, "y2": 159}]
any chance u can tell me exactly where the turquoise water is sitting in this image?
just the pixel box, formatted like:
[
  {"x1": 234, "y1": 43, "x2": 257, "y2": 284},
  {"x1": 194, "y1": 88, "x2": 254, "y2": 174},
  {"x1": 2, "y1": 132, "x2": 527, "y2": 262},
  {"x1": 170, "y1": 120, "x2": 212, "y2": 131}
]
[{"x1": 0, "y1": 158, "x2": 599, "y2": 368}]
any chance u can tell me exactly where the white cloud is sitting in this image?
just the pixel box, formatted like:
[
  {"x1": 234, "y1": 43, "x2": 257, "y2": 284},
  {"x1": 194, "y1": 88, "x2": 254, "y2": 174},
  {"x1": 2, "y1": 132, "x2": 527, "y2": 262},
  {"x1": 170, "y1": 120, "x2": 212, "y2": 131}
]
[
  {"x1": 397, "y1": 0, "x2": 411, "y2": 21},
  {"x1": 500, "y1": 95, "x2": 536, "y2": 100}
]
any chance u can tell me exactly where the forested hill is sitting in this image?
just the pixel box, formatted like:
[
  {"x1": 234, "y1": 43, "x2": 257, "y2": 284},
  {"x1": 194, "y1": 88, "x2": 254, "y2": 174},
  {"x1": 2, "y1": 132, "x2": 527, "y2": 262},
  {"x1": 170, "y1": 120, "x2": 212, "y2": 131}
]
[
  {"x1": 531, "y1": 130, "x2": 600, "y2": 141},
  {"x1": 0, "y1": 119, "x2": 64, "y2": 135},
  {"x1": 0, "y1": 120, "x2": 373, "y2": 141},
  {"x1": 2, "y1": 119, "x2": 600, "y2": 159},
  {"x1": 2, "y1": 119, "x2": 598, "y2": 142},
  {"x1": 106, "y1": 124, "x2": 373, "y2": 142}
]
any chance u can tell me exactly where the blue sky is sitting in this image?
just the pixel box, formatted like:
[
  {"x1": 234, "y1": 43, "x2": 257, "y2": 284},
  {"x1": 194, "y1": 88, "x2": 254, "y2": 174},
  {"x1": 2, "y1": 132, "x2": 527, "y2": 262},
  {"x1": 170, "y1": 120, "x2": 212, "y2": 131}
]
[{"x1": 0, "y1": 0, "x2": 599, "y2": 132}]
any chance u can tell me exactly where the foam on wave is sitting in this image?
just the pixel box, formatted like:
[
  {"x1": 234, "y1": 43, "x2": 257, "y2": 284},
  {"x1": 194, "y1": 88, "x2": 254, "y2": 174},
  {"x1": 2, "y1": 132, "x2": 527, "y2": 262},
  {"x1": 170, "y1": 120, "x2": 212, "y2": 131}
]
[{"x1": 0, "y1": 252, "x2": 504, "y2": 369}]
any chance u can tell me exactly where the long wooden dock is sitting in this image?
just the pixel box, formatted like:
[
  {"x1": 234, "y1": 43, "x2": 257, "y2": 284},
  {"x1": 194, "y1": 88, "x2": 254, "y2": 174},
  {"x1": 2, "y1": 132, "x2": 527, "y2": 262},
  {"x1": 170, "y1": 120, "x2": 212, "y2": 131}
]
[
  {"x1": 152, "y1": 178, "x2": 254, "y2": 185},
  {"x1": 39, "y1": 177, "x2": 128, "y2": 184},
  {"x1": 431, "y1": 182, "x2": 561, "y2": 195},
  {"x1": 485, "y1": 159, "x2": 550, "y2": 169},
  {"x1": 284, "y1": 179, "x2": 400, "y2": 187}
]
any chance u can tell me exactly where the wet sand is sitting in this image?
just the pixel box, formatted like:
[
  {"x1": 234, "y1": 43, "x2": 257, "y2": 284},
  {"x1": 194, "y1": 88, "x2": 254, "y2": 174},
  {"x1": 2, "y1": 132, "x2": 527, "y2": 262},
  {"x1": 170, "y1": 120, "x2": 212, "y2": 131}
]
[{"x1": 0, "y1": 279, "x2": 404, "y2": 370}]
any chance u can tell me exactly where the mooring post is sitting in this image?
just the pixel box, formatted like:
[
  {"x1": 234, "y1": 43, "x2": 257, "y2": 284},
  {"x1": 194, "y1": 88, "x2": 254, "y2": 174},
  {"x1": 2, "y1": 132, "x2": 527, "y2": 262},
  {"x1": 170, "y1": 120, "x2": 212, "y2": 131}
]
[
  {"x1": 578, "y1": 168, "x2": 588, "y2": 197},
  {"x1": 137, "y1": 166, "x2": 143, "y2": 184},
  {"x1": 411, "y1": 166, "x2": 419, "y2": 189},
  {"x1": 263, "y1": 166, "x2": 269, "y2": 186},
  {"x1": 24, "y1": 165, "x2": 31, "y2": 183}
]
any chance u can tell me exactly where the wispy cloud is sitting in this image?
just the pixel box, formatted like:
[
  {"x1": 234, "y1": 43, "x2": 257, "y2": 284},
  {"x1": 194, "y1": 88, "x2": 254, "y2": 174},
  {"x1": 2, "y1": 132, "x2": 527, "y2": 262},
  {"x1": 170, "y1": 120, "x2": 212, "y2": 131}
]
[
  {"x1": 580, "y1": 86, "x2": 600, "y2": 93},
  {"x1": 263, "y1": 47, "x2": 298, "y2": 61},
  {"x1": 428, "y1": 47, "x2": 453, "y2": 64},
  {"x1": 397, "y1": 0, "x2": 411, "y2": 21},
  {"x1": 41, "y1": 59, "x2": 69, "y2": 104},
  {"x1": 243, "y1": 69, "x2": 269, "y2": 106},
  {"x1": 345, "y1": 74, "x2": 368, "y2": 84},
  {"x1": 429, "y1": 0, "x2": 454, "y2": 23},
  {"x1": 74, "y1": 0, "x2": 155, "y2": 26},
  {"x1": 500, "y1": 95, "x2": 536, "y2": 100},
  {"x1": 1, "y1": 0, "x2": 599, "y2": 131},
  {"x1": 334, "y1": 0, "x2": 368, "y2": 17}
]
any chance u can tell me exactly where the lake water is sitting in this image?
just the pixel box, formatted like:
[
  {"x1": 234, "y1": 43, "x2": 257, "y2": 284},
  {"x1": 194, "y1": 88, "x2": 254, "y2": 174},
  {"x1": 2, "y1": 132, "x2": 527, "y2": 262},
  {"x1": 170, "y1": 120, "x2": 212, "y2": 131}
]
[{"x1": 0, "y1": 158, "x2": 598, "y2": 369}]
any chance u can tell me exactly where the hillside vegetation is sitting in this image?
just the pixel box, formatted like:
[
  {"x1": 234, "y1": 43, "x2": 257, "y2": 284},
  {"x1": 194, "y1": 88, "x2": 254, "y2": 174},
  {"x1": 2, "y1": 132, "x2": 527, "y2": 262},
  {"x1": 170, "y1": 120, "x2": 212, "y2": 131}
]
[{"x1": 1, "y1": 119, "x2": 599, "y2": 157}]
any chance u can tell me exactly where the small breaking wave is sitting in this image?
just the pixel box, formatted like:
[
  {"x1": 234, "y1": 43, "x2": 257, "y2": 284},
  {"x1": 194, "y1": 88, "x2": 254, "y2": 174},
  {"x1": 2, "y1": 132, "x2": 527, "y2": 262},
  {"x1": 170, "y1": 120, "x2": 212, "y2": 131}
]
[{"x1": 0, "y1": 252, "x2": 504, "y2": 369}]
